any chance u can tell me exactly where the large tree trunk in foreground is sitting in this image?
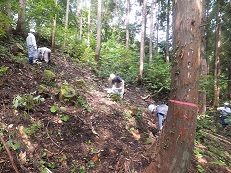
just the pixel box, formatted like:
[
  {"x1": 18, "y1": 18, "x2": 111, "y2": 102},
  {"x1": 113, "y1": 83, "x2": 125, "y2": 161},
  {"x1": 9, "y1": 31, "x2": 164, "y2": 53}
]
[{"x1": 143, "y1": 0, "x2": 202, "y2": 172}]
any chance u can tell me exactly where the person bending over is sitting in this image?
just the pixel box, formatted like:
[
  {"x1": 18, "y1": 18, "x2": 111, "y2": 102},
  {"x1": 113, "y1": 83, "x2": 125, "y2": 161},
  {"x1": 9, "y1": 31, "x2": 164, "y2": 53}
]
[
  {"x1": 148, "y1": 103, "x2": 168, "y2": 133},
  {"x1": 107, "y1": 74, "x2": 125, "y2": 98},
  {"x1": 37, "y1": 47, "x2": 51, "y2": 63}
]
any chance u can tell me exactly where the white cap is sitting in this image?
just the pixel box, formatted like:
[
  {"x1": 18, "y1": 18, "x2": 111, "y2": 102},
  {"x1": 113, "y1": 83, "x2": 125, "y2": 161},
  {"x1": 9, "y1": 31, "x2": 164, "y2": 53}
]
[
  {"x1": 224, "y1": 102, "x2": 229, "y2": 106},
  {"x1": 30, "y1": 28, "x2": 36, "y2": 33},
  {"x1": 110, "y1": 74, "x2": 116, "y2": 79},
  {"x1": 148, "y1": 104, "x2": 156, "y2": 113}
]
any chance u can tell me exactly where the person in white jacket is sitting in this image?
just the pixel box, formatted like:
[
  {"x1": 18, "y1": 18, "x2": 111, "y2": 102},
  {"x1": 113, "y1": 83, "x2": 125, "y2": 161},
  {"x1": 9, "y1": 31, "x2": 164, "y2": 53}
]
[
  {"x1": 26, "y1": 29, "x2": 40, "y2": 64},
  {"x1": 217, "y1": 102, "x2": 231, "y2": 126},
  {"x1": 37, "y1": 47, "x2": 51, "y2": 63},
  {"x1": 106, "y1": 74, "x2": 125, "y2": 98}
]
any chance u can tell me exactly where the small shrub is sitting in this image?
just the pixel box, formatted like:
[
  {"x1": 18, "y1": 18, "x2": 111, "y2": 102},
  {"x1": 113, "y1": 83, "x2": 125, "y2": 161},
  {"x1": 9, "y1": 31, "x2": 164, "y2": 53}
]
[
  {"x1": 42, "y1": 70, "x2": 56, "y2": 85},
  {"x1": 13, "y1": 93, "x2": 45, "y2": 110},
  {"x1": 23, "y1": 122, "x2": 42, "y2": 137}
]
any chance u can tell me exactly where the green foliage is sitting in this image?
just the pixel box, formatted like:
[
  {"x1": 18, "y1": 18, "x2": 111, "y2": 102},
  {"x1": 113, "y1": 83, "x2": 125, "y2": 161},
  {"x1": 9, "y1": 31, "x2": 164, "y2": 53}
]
[
  {"x1": 60, "y1": 114, "x2": 69, "y2": 122},
  {"x1": 62, "y1": 36, "x2": 97, "y2": 69},
  {"x1": 7, "y1": 139, "x2": 21, "y2": 151},
  {"x1": 50, "y1": 105, "x2": 58, "y2": 113},
  {"x1": 13, "y1": 93, "x2": 45, "y2": 110},
  {"x1": 76, "y1": 95, "x2": 91, "y2": 112},
  {"x1": 0, "y1": 142, "x2": 4, "y2": 151},
  {"x1": 0, "y1": 67, "x2": 9, "y2": 75},
  {"x1": 60, "y1": 85, "x2": 76, "y2": 98},
  {"x1": 193, "y1": 149, "x2": 203, "y2": 159},
  {"x1": 42, "y1": 70, "x2": 56, "y2": 85},
  {"x1": 23, "y1": 122, "x2": 42, "y2": 137},
  {"x1": 0, "y1": 2, "x2": 12, "y2": 37},
  {"x1": 27, "y1": 0, "x2": 59, "y2": 26},
  {"x1": 145, "y1": 138, "x2": 152, "y2": 144},
  {"x1": 196, "y1": 164, "x2": 205, "y2": 173},
  {"x1": 100, "y1": 38, "x2": 139, "y2": 83},
  {"x1": 143, "y1": 56, "x2": 171, "y2": 91}
]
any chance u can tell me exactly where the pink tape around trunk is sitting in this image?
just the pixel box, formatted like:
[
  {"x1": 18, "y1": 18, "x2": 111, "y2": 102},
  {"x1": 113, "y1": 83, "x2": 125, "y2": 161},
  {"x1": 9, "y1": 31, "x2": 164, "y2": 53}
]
[{"x1": 169, "y1": 100, "x2": 199, "y2": 113}]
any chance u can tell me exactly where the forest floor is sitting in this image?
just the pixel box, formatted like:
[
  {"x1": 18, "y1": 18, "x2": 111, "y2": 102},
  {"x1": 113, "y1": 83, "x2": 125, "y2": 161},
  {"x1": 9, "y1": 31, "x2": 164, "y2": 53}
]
[{"x1": 0, "y1": 50, "x2": 231, "y2": 173}]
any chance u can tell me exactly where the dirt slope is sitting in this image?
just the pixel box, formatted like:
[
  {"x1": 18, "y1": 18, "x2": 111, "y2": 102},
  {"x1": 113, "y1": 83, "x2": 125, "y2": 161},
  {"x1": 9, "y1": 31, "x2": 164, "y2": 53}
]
[
  {"x1": 0, "y1": 52, "x2": 160, "y2": 173},
  {"x1": 0, "y1": 51, "x2": 230, "y2": 173}
]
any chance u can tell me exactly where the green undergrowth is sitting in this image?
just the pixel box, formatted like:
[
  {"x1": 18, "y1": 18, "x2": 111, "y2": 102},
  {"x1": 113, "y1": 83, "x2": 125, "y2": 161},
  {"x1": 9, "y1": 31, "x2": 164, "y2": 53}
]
[{"x1": 194, "y1": 113, "x2": 231, "y2": 172}]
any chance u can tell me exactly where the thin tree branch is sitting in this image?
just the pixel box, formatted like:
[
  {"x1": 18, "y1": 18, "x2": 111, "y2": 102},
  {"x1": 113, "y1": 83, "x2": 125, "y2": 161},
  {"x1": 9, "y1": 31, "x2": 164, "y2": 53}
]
[{"x1": 0, "y1": 134, "x2": 20, "y2": 173}]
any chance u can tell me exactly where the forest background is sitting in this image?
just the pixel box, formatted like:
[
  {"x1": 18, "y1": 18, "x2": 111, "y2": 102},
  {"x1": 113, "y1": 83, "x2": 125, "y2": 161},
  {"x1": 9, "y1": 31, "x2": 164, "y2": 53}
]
[{"x1": 0, "y1": 0, "x2": 231, "y2": 172}]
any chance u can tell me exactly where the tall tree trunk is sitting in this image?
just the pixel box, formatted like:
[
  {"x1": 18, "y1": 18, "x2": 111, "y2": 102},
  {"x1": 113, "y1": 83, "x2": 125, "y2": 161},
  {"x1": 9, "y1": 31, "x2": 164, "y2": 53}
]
[
  {"x1": 51, "y1": 0, "x2": 58, "y2": 51},
  {"x1": 198, "y1": 0, "x2": 207, "y2": 114},
  {"x1": 228, "y1": 63, "x2": 231, "y2": 99},
  {"x1": 165, "y1": 0, "x2": 170, "y2": 62},
  {"x1": 149, "y1": 0, "x2": 155, "y2": 65},
  {"x1": 144, "y1": 0, "x2": 202, "y2": 172},
  {"x1": 63, "y1": 0, "x2": 70, "y2": 48},
  {"x1": 5, "y1": 0, "x2": 11, "y2": 35},
  {"x1": 138, "y1": 0, "x2": 147, "y2": 84},
  {"x1": 95, "y1": 0, "x2": 102, "y2": 61},
  {"x1": 154, "y1": 1, "x2": 160, "y2": 55},
  {"x1": 16, "y1": 0, "x2": 26, "y2": 36},
  {"x1": 79, "y1": 0, "x2": 83, "y2": 40},
  {"x1": 125, "y1": 0, "x2": 130, "y2": 49},
  {"x1": 87, "y1": 1, "x2": 91, "y2": 47},
  {"x1": 213, "y1": 7, "x2": 221, "y2": 107}
]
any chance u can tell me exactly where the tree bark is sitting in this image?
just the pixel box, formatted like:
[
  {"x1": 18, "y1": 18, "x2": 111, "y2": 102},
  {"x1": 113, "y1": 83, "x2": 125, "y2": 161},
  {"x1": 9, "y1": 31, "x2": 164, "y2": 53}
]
[
  {"x1": 228, "y1": 64, "x2": 231, "y2": 100},
  {"x1": 51, "y1": 0, "x2": 58, "y2": 51},
  {"x1": 79, "y1": 0, "x2": 83, "y2": 40},
  {"x1": 213, "y1": 6, "x2": 221, "y2": 107},
  {"x1": 95, "y1": 0, "x2": 102, "y2": 61},
  {"x1": 149, "y1": 0, "x2": 155, "y2": 65},
  {"x1": 63, "y1": 0, "x2": 70, "y2": 48},
  {"x1": 165, "y1": 0, "x2": 170, "y2": 62},
  {"x1": 143, "y1": 0, "x2": 202, "y2": 172},
  {"x1": 5, "y1": 0, "x2": 11, "y2": 35},
  {"x1": 126, "y1": 0, "x2": 130, "y2": 49},
  {"x1": 87, "y1": 2, "x2": 91, "y2": 47},
  {"x1": 16, "y1": 0, "x2": 26, "y2": 36},
  {"x1": 198, "y1": 0, "x2": 207, "y2": 114},
  {"x1": 138, "y1": 0, "x2": 147, "y2": 84}
]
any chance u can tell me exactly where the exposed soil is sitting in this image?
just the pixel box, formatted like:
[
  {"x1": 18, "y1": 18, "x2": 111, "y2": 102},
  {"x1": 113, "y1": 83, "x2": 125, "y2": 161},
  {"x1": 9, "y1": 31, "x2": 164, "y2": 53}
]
[{"x1": 0, "y1": 51, "x2": 230, "y2": 173}]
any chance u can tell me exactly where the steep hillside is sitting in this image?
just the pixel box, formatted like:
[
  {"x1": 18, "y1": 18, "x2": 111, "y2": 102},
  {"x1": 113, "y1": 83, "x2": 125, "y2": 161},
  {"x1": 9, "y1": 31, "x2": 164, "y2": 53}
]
[
  {"x1": 0, "y1": 51, "x2": 230, "y2": 173},
  {"x1": 0, "y1": 52, "x2": 160, "y2": 173}
]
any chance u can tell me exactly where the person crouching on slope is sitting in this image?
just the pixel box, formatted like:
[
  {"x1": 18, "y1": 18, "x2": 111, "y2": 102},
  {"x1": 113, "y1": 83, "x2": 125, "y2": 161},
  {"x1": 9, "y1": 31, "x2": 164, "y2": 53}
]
[
  {"x1": 107, "y1": 74, "x2": 125, "y2": 98},
  {"x1": 37, "y1": 47, "x2": 51, "y2": 63},
  {"x1": 148, "y1": 103, "x2": 168, "y2": 134}
]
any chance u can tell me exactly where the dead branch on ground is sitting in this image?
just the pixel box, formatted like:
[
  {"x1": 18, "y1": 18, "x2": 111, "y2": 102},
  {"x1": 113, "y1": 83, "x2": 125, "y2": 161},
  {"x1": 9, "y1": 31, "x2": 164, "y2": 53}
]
[
  {"x1": 0, "y1": 134, "x2": 20, "y2": 173},
  {"x1": 141, "y1": 87, "x2": 164, "y2": 100}
]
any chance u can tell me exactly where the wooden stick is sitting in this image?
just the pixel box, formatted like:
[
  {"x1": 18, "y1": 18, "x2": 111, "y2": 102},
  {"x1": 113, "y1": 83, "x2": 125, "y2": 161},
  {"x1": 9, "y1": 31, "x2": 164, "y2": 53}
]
[
  {"x1": 141, "y1": 87, "x2": 164, "y2": 100},
  {"x1": 0, "y1": 134, "x2": 20, "y2": 173}
]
